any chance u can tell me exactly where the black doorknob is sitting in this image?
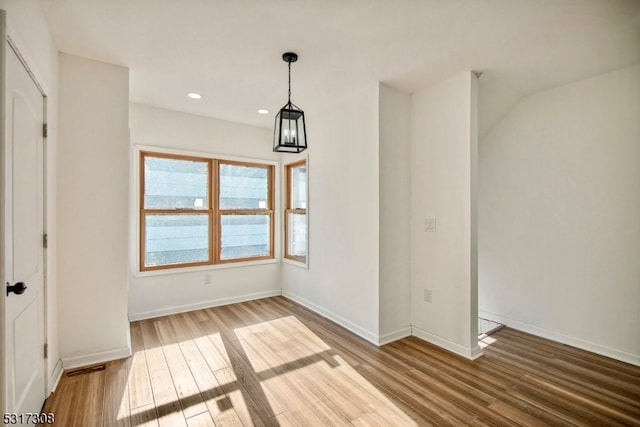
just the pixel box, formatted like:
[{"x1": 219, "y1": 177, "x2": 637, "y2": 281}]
[{"x1": 6, "y1": 282, "x2": 27, "y2": 296}]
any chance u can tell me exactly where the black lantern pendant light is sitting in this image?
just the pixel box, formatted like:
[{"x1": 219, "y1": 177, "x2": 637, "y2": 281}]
[{"x1": 273, "y1": 52, "x2": 307, "y2": 153}]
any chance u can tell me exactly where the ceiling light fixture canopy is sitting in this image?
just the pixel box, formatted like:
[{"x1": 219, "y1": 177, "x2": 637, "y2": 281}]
[{"x1": 273, "y1": 52, "x2": 307, "y2": 153}]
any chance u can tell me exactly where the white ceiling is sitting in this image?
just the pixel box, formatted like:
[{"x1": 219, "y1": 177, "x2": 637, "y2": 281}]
[{"x1": 39, "y1": 0, "x2": 640, "y2": 131}]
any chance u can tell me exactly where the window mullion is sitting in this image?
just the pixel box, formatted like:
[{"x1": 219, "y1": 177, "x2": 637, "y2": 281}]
[{"x1": 213, "y1": 159, "x2": 220, "y2": 264}]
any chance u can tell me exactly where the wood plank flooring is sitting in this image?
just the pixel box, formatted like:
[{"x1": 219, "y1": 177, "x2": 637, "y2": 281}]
[{"x1": 42, "y1": 296, "x2": 640, "y2": 426}]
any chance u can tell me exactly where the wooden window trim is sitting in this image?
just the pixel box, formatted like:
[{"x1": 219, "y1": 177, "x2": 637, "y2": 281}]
[
  {"x1": 285, "y1": 159, "x2": 307, "y2": 263},
  {"x1": 140, "y1": 152, "x2": 275, "y2": 271}
]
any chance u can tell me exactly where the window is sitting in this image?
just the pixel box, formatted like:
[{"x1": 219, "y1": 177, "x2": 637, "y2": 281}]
[
  {"x1": 217, "y1": 160, "x2": 274, "y2": 263},
  {"x1": 140, "y1": 151, "x2": 274, "y2": 271},
  {"x1": 285, "y1": 160, "x2": 307, "y2": 262},
  {"x1": 140, "y1": 152, "x2": 212, "y2": 270}
]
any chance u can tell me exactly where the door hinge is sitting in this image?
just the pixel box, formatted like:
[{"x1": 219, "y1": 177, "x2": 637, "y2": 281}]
[
  {"x1": 43, "y1": 233, "x2": 48, "y2": 249},
  {"x1": 44, "y1": 343, "x2": 48, "y2": 359},
  {"x1": 42, "y1": 123, "x2": 48, "y2": 138}
]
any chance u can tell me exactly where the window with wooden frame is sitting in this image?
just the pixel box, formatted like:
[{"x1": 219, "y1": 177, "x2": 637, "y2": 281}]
[
  {"x1": 140, "y1": 151, "x2": 274, "y2": 271},
  {"x1": 216, "y1": 160, "x2": 274, "y2": 263},
  {"x1": 285, "y1": 160, "x2": 307, "y2": 263}
]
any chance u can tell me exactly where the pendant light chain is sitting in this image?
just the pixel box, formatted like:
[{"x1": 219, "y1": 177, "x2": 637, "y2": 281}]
[{"x1": 288, "y1": 60, "x2": 292, "y2": 104}]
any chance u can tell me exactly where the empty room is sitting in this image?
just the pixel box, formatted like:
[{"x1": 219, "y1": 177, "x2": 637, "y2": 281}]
[{"x1": 1, "y1": 0, "x2": 639, "y2": 425}]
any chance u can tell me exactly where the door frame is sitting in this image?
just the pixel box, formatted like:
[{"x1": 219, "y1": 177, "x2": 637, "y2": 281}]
[{"x1": 0, "y1": 10, "x2": 50, "y2": 413}]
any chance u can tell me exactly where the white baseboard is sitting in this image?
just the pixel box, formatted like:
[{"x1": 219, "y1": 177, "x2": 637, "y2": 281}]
[
  {"x1": 62, "y1": 291, "x2": 283, "y2": 372},
  {"x1": 48, "y1": 359, "x2": 64, "y2": 394},
  {"x1": 480, "y1": 310, "x2": 640, "y2": 367},
  {"x1": 282, "y1": 292, "x2": 481, "y2": 355},
  {"x1": 61, "y1": 346, "x2": 132, "y2": 370},
  {"x1": 412, "y1": 326, "x2": 483, "y2": 360},
  {"x1": 282, "y1": 291, "x2": 380, "y2": 345},
  {"x1": 128, "y1": 289, "x2": 282, "y2": 321},
  {"x1": 378, "y1": 327, "x2": 412, "y2": 346}
]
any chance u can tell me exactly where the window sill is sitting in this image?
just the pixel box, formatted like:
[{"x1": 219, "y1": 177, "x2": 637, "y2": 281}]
[
  {"x1": 282, "y1": 257, "x2": 308, "y2": 269},
  {"x1": 135, "y1": 258, "x2": 279, "y2": 278}
]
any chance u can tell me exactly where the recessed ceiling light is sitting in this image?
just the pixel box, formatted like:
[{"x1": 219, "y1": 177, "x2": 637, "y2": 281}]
[
  {"x1": 258, "y1": 109, "x2": 269, "y2": 114},
  {"x1": 187, "y1": 92, "x2": 202, "y2": 99}
]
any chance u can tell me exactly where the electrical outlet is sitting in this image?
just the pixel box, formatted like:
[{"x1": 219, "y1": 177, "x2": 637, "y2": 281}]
[
  {"x1": 204, "y1": 274, "x2": 212, "y2": 284},
  {"x1": 425, "y1": 218, "x2": 436, "y2": 232},
  {"x1": 424, "y1": 289, "x2": 432, "y2": 303}
]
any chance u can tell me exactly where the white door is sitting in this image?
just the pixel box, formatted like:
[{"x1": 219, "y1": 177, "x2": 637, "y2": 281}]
[{"x1": 3, "y1": 40, "x2": 46, "y2": 421}]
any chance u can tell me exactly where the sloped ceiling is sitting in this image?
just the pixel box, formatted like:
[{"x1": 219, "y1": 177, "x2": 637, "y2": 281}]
[{"x1": 39, "y1": 0, "x2": 640, "y2": 132}]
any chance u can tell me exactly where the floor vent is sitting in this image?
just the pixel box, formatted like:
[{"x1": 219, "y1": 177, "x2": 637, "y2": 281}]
[{"x1": 66, "y1": 364, "x2": 106, "y2": 377}]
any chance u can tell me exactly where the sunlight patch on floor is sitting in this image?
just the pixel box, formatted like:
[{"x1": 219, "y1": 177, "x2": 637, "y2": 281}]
[
  {"x1": 479, "y1": 335, "x2": 498, "y2": 349},
  {"x1": 234, "y1": 315, "x2": 418, "y2": 425}
]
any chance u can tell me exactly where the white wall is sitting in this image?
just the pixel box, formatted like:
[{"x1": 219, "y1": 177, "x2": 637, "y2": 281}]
[
  {"x1": 478, "y1": 72, "x2": 522, "y2": 139},
  {"x1": 0, "y1": 0, "x2": 61, "y2": 391},
  {"x1": 410, "y1": 72, "x2": 481, "y2": 359},
  {"x1": 378, "y1": 83, "x2": 412, "y2": 343},
  {"x1": 128, "y1": 103, "x2": 281, "y2": 320},
  {"x1": 58, "y1": 54, "x2": 130, "y2": 368},
  {"x1": 479, "y1": 65, "x2": 640, "y2": 366},
  {"x1": 282, "y1": 84, "x2": 381, "y2": 342}
]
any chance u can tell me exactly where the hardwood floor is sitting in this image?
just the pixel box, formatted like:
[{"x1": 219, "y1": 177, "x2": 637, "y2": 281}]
[{"x1": 42, "y1": 296, "x2": 640, "y2": 426}]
